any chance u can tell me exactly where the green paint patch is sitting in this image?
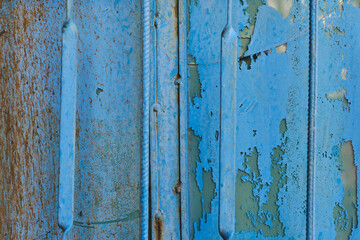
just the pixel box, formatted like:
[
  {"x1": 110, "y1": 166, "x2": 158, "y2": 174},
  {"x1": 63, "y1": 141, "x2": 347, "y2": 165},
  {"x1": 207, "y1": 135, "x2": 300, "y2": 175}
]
[
  {"x1": 202, "y1": 169, "x2": 216, "y2": 220},
  {"x1": 188, "y1": 128, "x2": 216, "y2": 237},
  {"x1": 279, "y1": 118, "x2": 287, "y2": 136},
  {"x1": 333, "y1": 141, "x2": 358, "y2": 240},
  {"x1": 235, "y1": 119, "x2": 288, "y2": 237},
  {"x1": 189, "y1": 128, "x2": 203, "y2": 234},
  {"x1": 188, "y1": 55, "x2": 202, "y2": 105},
  {"x1": 238, "y1": 0, "x2": 266, "y2": 70}
]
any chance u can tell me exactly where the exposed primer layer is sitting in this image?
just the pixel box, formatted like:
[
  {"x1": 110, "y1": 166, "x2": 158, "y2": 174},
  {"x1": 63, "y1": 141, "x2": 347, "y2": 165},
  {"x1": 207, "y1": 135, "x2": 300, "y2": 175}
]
[
  {"x1": 333, "y1": 141, "x2": 358, "y2": 240},
  {"x1": 325, "y1": 88, "x2": 350, "y2": 111},
  {"x1": 276, "y1": 43, "x2": 287, "y2": 54},
  {"x1": 267, "y1": 0, "x2": 294, "y2": 19},
  {"x1": 352, "y1": 0, "x2": 360, "y2": 8},
  {"x1": 341, "y1": 68, "x2": 348, "y2": 80},
  {"x1": 235, "y1": 119, "x2": 288, "y2": 237}
]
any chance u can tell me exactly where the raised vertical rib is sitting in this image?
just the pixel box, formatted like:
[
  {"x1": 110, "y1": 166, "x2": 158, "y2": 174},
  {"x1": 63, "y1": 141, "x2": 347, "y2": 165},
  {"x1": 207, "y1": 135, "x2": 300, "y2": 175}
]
[
  {"x1": 219, "y1": 0, "x2": 237, "y2": 239},
  {"x1": 306, "y1": 0, "x2": 318, "y2": 239},
  {"x1": 58, "y1": 0, "x2": 78, "y2": 238},
  {"x1": 141, "y1": 0, "x2": 151, "y2": 238}
]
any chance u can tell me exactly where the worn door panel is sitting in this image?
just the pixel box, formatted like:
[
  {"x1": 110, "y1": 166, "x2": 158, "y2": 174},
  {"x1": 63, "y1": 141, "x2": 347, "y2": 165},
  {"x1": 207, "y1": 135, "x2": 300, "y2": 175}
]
[
  {"x1": 187, "y1": 0, "x2": 309, "y2": 239},
  {"x1": 68, "y1": 1, "x2": 142, "y2": 239},
  {"x1": 149, "y1": 0, "x2": 181, "y2": 239}
]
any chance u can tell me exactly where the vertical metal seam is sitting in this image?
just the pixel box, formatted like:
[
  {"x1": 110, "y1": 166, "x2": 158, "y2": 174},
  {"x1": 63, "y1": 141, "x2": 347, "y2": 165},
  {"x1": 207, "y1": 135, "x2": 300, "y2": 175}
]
[
  {"x1": 141, "y1": 0, "x2": 151, "y2": 237},
  {"x1": 306, "y1": 0, "x2": 317, "y2": 238},
  {"x1": 175, "y1": 0, "x2": 182, "y2": 238},
  {"x1": 178, "y1": 0, "x2": 190, "y2": 238}
]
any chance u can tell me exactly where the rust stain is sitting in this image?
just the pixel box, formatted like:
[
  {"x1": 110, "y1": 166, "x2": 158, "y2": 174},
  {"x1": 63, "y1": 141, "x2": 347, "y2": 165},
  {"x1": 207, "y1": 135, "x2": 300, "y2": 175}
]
[
  {"x1": 155, "y1": 213, "x2": 164, "y2": 240},
  {"x1": 173, "y1": 180, "x2": 182, "y2": 194},
  {"x1": 0, "y1": 2, "x2": 64, "y2": 239}
]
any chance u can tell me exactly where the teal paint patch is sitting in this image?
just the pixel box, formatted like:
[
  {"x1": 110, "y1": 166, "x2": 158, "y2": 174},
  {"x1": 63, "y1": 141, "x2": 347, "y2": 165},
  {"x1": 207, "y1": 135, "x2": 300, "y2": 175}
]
[
  {"x1": 188, "y1": 128, "x2": 217, "y2": 238},
  {"x1": 188, "y1": 55, "x2": 202, "y2": 105},
  {"x1": 188, "y1": 128, "x2": 203, "y2": 235}
]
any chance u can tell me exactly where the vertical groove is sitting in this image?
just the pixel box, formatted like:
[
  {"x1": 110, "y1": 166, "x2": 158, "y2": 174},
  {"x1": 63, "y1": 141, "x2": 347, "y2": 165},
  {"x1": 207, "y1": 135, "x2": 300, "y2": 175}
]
[
  {"x1": 178, "y1": 0, "x2": 190, "y2": 238},
  {"x1": 141, "y1": 0, "x2": 151, "y2": 237},
  {"x1": 306, "y1": 0, "x2": 317, "y2": 239},
  {"x1": 175, "y1": 0, "x2": 182, "y2": 238}
]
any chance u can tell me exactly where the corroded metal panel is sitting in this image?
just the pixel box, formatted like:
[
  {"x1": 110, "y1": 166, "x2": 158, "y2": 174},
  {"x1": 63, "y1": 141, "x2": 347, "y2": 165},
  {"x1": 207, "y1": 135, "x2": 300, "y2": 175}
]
[
  {"x1": 0, "y1": 1, "x2": 142, "y2": 239},
  {"x1": 0, "y1": 2, "x2": 65, "y2": 239}
]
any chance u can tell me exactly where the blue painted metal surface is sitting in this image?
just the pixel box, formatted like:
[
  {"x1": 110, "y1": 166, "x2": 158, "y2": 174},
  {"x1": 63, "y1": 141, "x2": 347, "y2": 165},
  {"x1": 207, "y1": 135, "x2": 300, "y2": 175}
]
[
  {"x1": 58, "y1": 0, "x2": 78, "y2": 237},
  {"x1": 2, "y1": 0, "x2": 360, "y2": 239},
  {"x1": 219, "y1": 0, "x2": 237, "y2": 239}
]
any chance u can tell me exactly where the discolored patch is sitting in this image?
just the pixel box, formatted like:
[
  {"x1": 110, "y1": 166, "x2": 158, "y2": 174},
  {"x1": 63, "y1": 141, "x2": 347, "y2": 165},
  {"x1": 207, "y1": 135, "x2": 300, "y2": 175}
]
[{"x1": 333, "y1": 141, "x2": 358, "y2": 240}]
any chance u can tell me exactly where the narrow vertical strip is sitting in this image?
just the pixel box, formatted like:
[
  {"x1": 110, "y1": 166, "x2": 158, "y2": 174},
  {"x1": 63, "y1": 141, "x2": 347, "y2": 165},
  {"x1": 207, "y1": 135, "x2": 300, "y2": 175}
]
[
  {"x1": 219, "y1": 0, "x2": 237, "y2": 239},
  {"x1": 141, "y1": 0, "x2": 151, "y2": 237},
  {"x1": 58, "y1": 0, "x2": 78, "y2": 238},
  {"x1": 178, "y1": 0, "x2": 190, "y2": 238},
  {"x1": 306, "y1": 0, "x2": 318, "y2": 239},
  {"x1": 66, "y1": 0, "x2": 73, "y2": 21}
]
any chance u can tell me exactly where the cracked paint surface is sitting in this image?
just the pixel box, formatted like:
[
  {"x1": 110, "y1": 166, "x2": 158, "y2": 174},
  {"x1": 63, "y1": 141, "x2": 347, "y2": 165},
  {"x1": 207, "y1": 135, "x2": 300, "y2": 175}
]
[
  {"x1": 188, "y1": 0, "x2": 308, "y2": 239},
  {"x1": 235, "y1": 120, "x2": 288, "y2": 237}
]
